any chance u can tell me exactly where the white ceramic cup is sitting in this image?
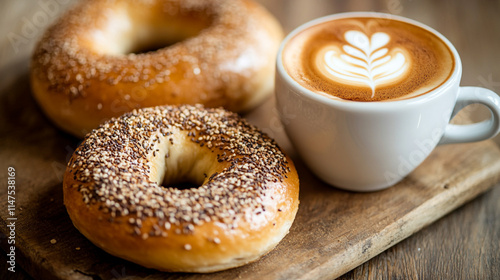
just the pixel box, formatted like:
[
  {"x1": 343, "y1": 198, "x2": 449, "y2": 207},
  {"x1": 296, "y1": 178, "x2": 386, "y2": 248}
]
[{"x1": 276, "y1": 12, "x2": 500, "y2": 192}]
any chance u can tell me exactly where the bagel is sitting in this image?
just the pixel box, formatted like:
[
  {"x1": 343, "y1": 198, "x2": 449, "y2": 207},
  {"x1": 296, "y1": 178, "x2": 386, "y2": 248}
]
[
  {"x1": 63, "y1": 104, "x2": 300, "y2": 272},
  {"x1": 30, "y1": 0, "x2": 283, "y2": 137}
]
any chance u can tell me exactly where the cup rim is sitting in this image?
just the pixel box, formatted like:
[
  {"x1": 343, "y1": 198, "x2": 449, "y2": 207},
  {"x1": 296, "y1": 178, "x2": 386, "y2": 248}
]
[{"x1": 277, "y1": 12, "x2": 463, "y2": 110}]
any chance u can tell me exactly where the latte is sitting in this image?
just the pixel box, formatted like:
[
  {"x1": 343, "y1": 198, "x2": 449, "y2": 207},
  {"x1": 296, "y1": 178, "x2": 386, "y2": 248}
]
[{"x1": 282, "y1": 16, "x2": 455, "y2": 101}]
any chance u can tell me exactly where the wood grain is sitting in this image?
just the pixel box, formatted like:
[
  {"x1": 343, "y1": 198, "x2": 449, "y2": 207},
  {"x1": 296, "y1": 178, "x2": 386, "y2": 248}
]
[
  {"x1": 1, "y1": 0, "x2": 500, "y2": 279},
  {"x1": 0, "y1": 69, "x2": 500, "y2": 279}
]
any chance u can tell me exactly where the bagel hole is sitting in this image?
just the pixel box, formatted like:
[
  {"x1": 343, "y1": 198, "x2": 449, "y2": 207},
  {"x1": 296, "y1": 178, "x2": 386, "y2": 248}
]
[
  {"x1": 161, "y1": 163, "x2": 206, "y2": 190},
  {"x1": 162, "y1": 180, "x2": 200, "y2": 190},
  {"x1": 90, "y1": 8, "x2": 212, "y2": 55},
  {"x1": 127, "y1": 36, "x2": 191, "y2": 54},
  {"x1": 154, "y1": 131, "x2": 214, "y2": 191},
  {"x1": 129, "y1": 42, "x2": 173, "y2": 55}
]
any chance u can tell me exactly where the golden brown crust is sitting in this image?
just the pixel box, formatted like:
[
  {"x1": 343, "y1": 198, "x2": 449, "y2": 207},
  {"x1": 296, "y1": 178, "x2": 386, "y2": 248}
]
[
  {"x1": 63, "y1": 105, "x2": 299, "y2": 272},
  {"x1": 30, "y1": 0, "x2": 283, "y2": 137}
]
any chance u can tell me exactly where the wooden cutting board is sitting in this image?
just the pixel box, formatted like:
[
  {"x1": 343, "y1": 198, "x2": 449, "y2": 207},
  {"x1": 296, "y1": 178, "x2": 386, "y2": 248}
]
[{"x1": 1, "y1": 63, "x2": 500, "y2": 280}]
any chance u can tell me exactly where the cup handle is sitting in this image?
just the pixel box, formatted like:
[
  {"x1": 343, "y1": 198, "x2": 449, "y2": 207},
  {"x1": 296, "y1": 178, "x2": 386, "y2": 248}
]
[{"x1": 439, "y1": 86, "x2": 500, "y2": 145}]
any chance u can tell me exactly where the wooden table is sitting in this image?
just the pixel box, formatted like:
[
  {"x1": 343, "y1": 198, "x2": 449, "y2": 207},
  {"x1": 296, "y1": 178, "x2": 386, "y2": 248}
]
[{"x1": 1, "y1": 0, "x2": 499, "y2": 279}]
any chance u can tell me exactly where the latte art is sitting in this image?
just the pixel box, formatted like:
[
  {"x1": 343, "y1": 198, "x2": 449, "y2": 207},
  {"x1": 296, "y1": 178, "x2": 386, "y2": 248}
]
[
  {"x1": 318, "y1": 30, "x2": 410, "y2": 97},
  {"x1": 282, "y1": 17, "x2": 454, "y2": 101}
]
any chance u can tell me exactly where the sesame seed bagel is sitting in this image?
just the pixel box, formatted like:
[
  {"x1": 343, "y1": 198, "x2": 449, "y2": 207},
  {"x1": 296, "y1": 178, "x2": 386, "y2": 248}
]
[
  {"x1": 30, "y1": 0, "x2": 283, "y2": 137},
  {"x1": 63, "y1": 105, "x2": 299, "y2": 272}
]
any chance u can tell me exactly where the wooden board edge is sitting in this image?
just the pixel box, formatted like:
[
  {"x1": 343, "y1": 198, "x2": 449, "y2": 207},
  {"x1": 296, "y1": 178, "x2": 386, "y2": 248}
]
[{"x1": 300, "y1": 153, "x2": 500, "y2": 280}]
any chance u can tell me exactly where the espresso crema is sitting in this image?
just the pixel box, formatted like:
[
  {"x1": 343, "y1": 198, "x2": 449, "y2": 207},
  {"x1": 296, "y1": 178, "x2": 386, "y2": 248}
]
[{"x1": 282, "y1": 17, "x2": 455, "y2": 101}]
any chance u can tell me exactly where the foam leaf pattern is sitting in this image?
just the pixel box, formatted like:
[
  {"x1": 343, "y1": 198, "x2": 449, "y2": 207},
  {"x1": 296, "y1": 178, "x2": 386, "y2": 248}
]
[{"x1": 323, "y1": 30, "x2": 408, "y2": 97}]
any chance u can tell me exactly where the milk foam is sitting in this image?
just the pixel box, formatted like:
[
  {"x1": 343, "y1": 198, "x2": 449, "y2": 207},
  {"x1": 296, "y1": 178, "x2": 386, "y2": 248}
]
[
  {"x1": 282, "y1": 17, "x2": 455, "y2": 102},
  {"x1": 318, "y1": 30, "x2": 410, "y2": 97}
]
